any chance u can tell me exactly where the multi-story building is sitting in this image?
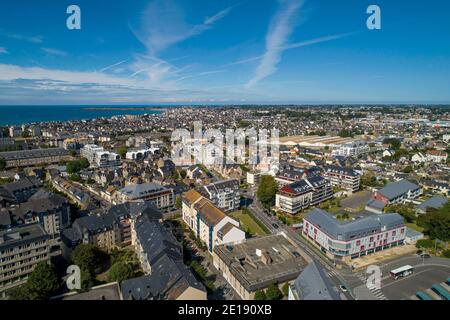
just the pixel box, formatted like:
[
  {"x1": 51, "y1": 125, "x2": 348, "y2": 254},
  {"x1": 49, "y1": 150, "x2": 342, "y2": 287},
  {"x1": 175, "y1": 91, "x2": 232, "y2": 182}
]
[
  {"x1": 426, "y1": 150, "x2": 448, "y2": 163},
  {"x1": 275, "y1": 176, "x2": 333, "y2": 215},
  {"x1": 8, "y1": 126, "x2": 22, "y2": 138},
  {"x1": 114, "y1": 183, "x2": 174, "y2": 211},
  {"x1": 372, "y1": 179, "x2": 422, "y2": 205},
  {"x1": 122, "y1": 205, "x2": 206, "y2": 300},
  {"x1": 303, "y1": 208, "x2": 406, "y2": 262},
  {"x1": 331, "y1": 141, "x2": 369, "y2": 157},
  {"x1": 0, "y1": 177, "x2": 42, "y2": 208},
  {"x1": 0, "y1": 148, "x2": 70, "y2": 168},
  {"x1": 80, "y1": 144, "x2": 120, "y2": 168},
  {"x1": 323, "y1": 165, "x2": 361, "y2": 192},
  {"x1": 125, "y1": 147, "x2": 159, "y2": 160},
  {"x1": 182, "y1": 189, "x2": 245, "y2": 253},
  {"x1": 212, "y1": 233, "x2": 309, "y2": 300},
  {"x1": 7, "y1": 190, "x2": 71, "y2": 246},
  {"x1": 201, "y1": 179, "x2": 240, "y2": 212},
  {"x1": 0, "y1": 224, "x2": 50, "y2": 295}
]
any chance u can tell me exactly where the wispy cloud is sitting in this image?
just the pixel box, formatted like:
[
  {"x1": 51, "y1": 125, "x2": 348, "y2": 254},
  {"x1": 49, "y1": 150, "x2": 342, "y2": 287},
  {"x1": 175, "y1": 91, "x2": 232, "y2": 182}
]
[
  {"x1": 5, "y1": 33, "x2": 43, "y2": 44},
  {"x1": 245, "y1": 0, "x2": 304, "y2": 88},
  {"x1": 0, "y1": 47, "x2": 8, "y2": 54},
  {"x1": 100, "y1": 60, "x2": 128, "y2": 73},
  {"x1": 133, "y1": 0, "x2": 233, "y2": 54},
  {"x1": 41, "y1": 47, "x2": 68, "y2": 57},
  {"x1": 229, "y1": 32, "x2": 354, "y2": 67}
]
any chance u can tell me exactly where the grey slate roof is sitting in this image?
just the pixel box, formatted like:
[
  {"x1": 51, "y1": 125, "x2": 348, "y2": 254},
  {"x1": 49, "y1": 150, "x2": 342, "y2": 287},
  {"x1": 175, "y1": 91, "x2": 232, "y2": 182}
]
[
  {"x1": 324, "y1": 165, "x2": 359, "y2": 177},
  {"x1": 134, "y1": 213, "x2": 182, "y2": 265},
  {"x1": 366, "y1": 199, "x2": 386, "y2": 210},
  {"x1": 0, "y1": 148, "x2": 69, "y2": 160},
  {"x1": 118, "y1": 182, "x2": 169, "y2": 198},
  {"x1": 416, "y1": 195, "x2": 448, "y2": 212},
  {"x1": 377, "y1": 179, "x2": 420, "y2": 200},
  {"x1": 293, "y1": 261, "x2": 341, "y2": 300},
  {"x1": 304, "y1": 208, "x2": 404, "y2": 241},
  {"x1": 121, "y1": 254, "x2": 204, "y2": 300}
]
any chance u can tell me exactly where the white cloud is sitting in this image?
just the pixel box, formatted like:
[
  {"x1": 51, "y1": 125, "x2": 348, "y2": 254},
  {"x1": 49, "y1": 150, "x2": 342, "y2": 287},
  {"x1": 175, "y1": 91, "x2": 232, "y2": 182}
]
[
  {"x1": 6, "y1": 33, "x2": 43, "y2": 44},
  {"x1": 41, "y1": 47, "x2": 68, "y2": 57},
  {"x1": 100, "y1": 60, "x2": 128, "y2": 73},
  {"x1": 134, "y1": 0, "x2": 232, "y2": 54},
  {"x1": 245, "y1": 0, "x2": 304, "y2": 88}
]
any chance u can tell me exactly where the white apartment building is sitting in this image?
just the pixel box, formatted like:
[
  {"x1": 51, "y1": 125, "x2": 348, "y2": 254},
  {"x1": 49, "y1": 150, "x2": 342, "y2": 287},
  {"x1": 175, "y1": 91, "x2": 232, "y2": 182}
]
[
  {"x1": 303, "y1": 209, "x2": 406, "y2": 262},
  {"x1": 81, "y1": 144, "x2": 120, "y2": 168},
  {"x1": 182, "y1": 190, "x2": 245, "y2": 253},
  {"x1": 125, "y1": 147, "x2": 159, "y2": 160},
  {"x1": 201, "y1": 179, "x2": 240, "y2": 212},
  {"x1": 331, "y1": 141, "x2": 369, "y2": 157},
  {"x1": 323, "y1": 165, "x2": 361, "y2": 192},
  {"x1": 276, "y1": 176, "x2": 333, "y2": 215}
]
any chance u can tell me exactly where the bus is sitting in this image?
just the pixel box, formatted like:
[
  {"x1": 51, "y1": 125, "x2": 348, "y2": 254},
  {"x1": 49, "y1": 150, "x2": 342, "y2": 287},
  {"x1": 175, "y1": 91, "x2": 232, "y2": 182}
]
[
  {"x1": 390, "y1": 265, "x2": 414, "y2": 280},
  {"x1": 431, "y1": 284, "x2": 450, "y2": 300},
  {"x1": 416, "y1": 291, "x2": 433, "y2": 300}
]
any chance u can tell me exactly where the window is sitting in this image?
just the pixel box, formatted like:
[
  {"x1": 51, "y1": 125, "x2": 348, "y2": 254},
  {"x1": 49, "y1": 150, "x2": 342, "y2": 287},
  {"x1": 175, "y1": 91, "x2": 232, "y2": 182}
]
[{"x1": 356, "y1": 240, "x2": 360, "y2": 246}]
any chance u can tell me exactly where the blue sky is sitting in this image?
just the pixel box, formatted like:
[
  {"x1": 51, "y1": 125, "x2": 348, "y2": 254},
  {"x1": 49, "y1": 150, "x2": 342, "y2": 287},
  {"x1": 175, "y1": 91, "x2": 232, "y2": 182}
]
[{"x1": 0, "y1": 0, "x2": 449, "y2": 104}]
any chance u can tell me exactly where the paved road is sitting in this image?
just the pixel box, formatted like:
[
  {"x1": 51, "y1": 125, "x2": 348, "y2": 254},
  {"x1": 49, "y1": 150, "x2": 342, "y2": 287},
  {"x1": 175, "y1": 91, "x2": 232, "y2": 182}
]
[
  {"x1": 352, "y1": 254, "x2": 450, "y2": 300},
  {"x1": 244, "y1": 188, "x2": 358, "y2": 300}
]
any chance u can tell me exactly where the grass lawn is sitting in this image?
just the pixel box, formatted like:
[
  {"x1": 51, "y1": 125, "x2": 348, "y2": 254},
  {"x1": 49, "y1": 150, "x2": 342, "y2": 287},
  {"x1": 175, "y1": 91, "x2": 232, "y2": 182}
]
[
  {"x1": 405, "y1": 222, "x2": 425, "y2": 233},
  {"x1": 230, "y1": 210, "x2": 268, "y2": 236}
]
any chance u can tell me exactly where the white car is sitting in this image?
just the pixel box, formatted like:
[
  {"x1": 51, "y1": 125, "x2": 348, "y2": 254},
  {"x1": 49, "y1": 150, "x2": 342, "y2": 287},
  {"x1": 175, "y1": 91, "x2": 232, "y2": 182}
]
[{"x1": 339, "y1": 285, "x2": 348, "y2": 292}]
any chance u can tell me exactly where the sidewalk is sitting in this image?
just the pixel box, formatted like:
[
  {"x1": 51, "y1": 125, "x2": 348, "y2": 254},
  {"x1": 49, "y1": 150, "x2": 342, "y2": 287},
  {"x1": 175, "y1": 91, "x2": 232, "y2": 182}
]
[{"x1": 351, "y1": 244, "x2": 417, "y2": 271}]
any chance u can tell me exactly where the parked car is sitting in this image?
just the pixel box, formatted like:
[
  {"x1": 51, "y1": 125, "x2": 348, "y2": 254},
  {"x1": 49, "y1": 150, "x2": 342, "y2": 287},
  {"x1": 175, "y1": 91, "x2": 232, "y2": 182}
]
[
  {"x1": 339, "y1": 285, "x2": 348, "y2": 292},
  {"x1": 420, "y1": 253, "x2": 431, "y2": 259}
]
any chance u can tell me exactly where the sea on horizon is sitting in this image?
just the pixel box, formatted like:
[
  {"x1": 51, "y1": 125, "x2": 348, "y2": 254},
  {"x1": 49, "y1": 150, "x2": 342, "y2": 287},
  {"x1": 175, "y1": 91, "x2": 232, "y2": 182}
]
[{"x1": 0, "y1": 105, "x2": 164, "y2": 126}]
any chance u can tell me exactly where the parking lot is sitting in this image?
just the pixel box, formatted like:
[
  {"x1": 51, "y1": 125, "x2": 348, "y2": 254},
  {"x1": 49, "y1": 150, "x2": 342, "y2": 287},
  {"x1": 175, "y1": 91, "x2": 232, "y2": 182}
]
[
  {"x1": 381, "y1": 264, "x2": 450, "y2": 300},
  {"x1": 354, "y1": 254, "x2": 450, "y2": 300}
]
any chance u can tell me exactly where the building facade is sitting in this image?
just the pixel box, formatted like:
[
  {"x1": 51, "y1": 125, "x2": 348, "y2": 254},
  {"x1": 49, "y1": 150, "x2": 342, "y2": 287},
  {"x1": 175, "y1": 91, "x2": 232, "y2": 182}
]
[
  {"x1": 81, "y1": 144, "x2": 120, "y2": 168},
  {"x1": 201, "y1": 179, "x2": 240, "y2": 212},
  {"x1": 331, "y1": 141, "x2": 369, "y2": 157},
  {"x1": 182, "y1": 189, "x2": 245, "y2": 253},
  {"x1": 372, "y1": 179, "x2": 422, "y2": 205},
  {"x1": 0, "y1": 224, "x2": 50, "y2": 295},
  {"x1": 114, "y1": 183, "x2": 174, "y2": 211},
  {"x1": 303, "y1": 209, "x2": 406, "y2": 262},
  {"x1": 276, "y1": 176, "x2": 333, "y2": 215},
  {"x1": 323, "y1": 165, "x2": 361, "y2": 192}
]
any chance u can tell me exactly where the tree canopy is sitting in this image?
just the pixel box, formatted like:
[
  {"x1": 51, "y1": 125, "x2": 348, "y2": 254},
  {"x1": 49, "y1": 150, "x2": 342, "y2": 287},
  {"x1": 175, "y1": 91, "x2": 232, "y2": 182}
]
[
  {"x1": 108, "y1": 261, "x2": 135, "y2": 283},
  {"x1": 8, "y1": 262, "x2": 60, "y2": 300},
  {"x1": 66, "y1": 158, "x2": 90, "y2": 174},
  {"x1": 257, "y1": 175, "x2": 278, "y2": 209},
  {"x1": 266, "y1": 282, "x2": 283, "y2": 300}
]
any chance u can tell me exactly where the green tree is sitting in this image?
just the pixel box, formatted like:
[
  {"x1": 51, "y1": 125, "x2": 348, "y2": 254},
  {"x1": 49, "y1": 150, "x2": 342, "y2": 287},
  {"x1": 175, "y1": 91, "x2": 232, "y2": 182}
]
[
  {"x1": 442, "y1": 249, "x2": 450, "y2": 259},
  {"x1": 0, "y1": 157, "x2": 6, "y2": 170},
  {"x1": 69, "y1": 173, "x2": 82, "y2": 182},
  {"x1": 175, "y1": 196, "x2": 183, "y2": 209},
  {"x1": 282, "y1": 282, "x2": 290, "y2": 297},
  {"x1": 385, "y1": 203, "x2": 416, "y2": 223},
  {"x1": 71, "y1": 244, "x2": 106, "y2": 275},
  {"x1": 417, "y1": 208, "x2": 450, "y2": 241},
  {"x1": 107, "y1": 261, "x2": 134, "y2": 283},
  {"x1": 27, "y1": 262, "x2": 60, "y2": 299},
  {"x1": 66, "y1": 158, "x2": 90, "y2": 174},
  {"x1": 117, "y1": 146, "x2": 128, "y2": 159},
  {"x1": 254, "y1": 289, "x2": 267, "y2": 300},
  {"x1": 257, "y1": 175, "x2": 278, "y2": 209},
  {"x1": 266, "y1": 282, "x2": 283, "y2": 300},
  {"x1": 8, "y1": 284, "x2": 34, "y2": 300},
  {"x1": 383, "y1": 138, "x2": 401, "y2": 151}
]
